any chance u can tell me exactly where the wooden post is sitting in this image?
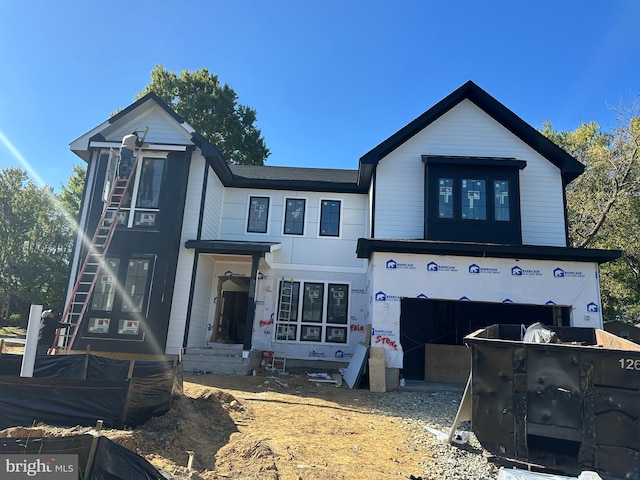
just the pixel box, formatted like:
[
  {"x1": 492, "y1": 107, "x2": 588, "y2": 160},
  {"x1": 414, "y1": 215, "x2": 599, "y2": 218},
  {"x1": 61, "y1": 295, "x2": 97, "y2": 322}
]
[{"x1": 84, "y1": 420, "x2": 103, "y2": 479}]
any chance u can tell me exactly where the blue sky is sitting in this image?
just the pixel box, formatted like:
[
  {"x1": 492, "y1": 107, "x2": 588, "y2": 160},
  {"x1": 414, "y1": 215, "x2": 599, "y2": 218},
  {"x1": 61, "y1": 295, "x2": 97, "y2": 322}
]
[{"x1": 1, "y1": 1, "x2": 639, "y2": 191}]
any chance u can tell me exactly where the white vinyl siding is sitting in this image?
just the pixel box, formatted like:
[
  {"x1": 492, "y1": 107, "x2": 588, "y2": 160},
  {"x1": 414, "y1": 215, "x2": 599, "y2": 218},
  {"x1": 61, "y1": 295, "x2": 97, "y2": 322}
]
[
  {"x1": 107, "y1": 105, "x2": 193, "y2": 145},
  {"x1": 165, "y1": 248, "x2": 193, "y2": 354},
  {"x1": 219, "y1": 188, "x2": 367, "y2": 270},
  {"x1": 201, "y1": 168, "x2": 224, "y2": 239},
  {"x1": 185, "y1": 255, "x2": 215, "y2": 348},
  {"x1": 373, "y1": 100, "x2": 567, "y2": 246}
]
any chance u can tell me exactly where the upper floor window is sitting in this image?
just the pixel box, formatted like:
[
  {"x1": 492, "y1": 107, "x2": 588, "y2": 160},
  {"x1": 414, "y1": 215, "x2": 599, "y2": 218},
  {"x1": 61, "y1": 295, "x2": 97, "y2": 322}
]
[
  {"x1": 461, "y1": 179, "x2": 487, "y2": 220},
  {"x1": 424, "y1": 156, "x2": 524, "y2": 244},
  {"x1": 284, "y1": 198, "x2": 306, "y2": 235},
  {"x1": 320, "y1": 200, "x2": 341, "y2": 237},
  {"x1": 118, "y1": 157, "x2": 166, "y2": 229},
  {"x1": 247, "y1": 196, "x2": 269, "y2": 233}
]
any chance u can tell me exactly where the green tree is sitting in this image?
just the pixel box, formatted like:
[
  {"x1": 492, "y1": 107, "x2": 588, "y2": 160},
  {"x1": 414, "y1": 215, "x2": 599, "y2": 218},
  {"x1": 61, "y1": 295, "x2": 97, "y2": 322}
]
[
  {"x1": 138, "y1": 65, "x2": 270, "y2": 165},
  {"x1": 59, "y1": 164, "x2": 86, "y2": 219},
  {"x1": 541, "y1": 101, "x2": 640, "y2": 322},
  {"x1": 0, "y1": 168, "x2": 74, "y2": 325}
]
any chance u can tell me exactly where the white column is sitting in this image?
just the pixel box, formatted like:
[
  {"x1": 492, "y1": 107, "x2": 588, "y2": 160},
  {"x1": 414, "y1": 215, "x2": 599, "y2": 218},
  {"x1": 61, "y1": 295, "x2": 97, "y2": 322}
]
[{"x1": 20, "y1": 304, "x2": 42, "y2": 377}]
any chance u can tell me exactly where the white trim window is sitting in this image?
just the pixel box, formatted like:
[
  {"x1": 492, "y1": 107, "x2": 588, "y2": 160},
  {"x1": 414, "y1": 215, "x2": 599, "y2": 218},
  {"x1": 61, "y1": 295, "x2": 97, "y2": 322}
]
[
  {"x1": 247, "y1": 196, "x2": 270, "y2": 233},
  {"x1": 276, "y1": 280, "x2": 349, "y2": 344},
  {"x1": 283, "y1": 198, "x2": 306, "y2": 235},
  {"x1": 319, "y1": 199, "x2": 341, "y2": 237}
]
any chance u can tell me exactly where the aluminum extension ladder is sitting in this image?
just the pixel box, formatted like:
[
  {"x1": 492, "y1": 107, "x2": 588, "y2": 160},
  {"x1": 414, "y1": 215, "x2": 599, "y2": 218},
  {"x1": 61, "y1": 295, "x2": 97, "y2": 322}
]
[
  {"x1": 271, "y1": 279, "x2": 294, "y2": 373},
  {"x1": 50, "y1": 128, "x2": 148, "y2": 354}
]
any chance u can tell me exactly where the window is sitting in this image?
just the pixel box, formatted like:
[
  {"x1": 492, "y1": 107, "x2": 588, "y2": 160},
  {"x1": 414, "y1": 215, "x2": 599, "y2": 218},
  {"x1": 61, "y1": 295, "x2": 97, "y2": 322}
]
[
  {"x1": 86, "y1": 255, "x2": 155, "y2": 339},
  {"x1": 423, "y1": 156, "x2": 524, "y2": 244},
  {"x1": 461, "y1": 179, "x2": 486, "y2": 220},
  {"x1": 276, "y1": 280, "x2": 349, "y2": 343},
  {"x1": 438, "y1": 178, "x2": 454, "y2": 218},
  {"x1": 320, "y1": 200, "x2": 341, "y2": 237},
  {"x1": 92, "y1": 259, "x2": 120, "y2": 311},
  {"x1": 118, "y1": 157, "x2": 165, "y2": 229},
  {"x1": 327, "y1": 284, "x2": 348, "y2": 324},
  {"x1": 247, "y1": 196, "x2": 269, "y2": 233},
  {"x1": 302, "y1": 283, "x2": 324, "y2": 321},
  {"x1": 284, "y1": 198, "x2": 305, "y2": 235},
  {"x1": 121, "y1": 259, "x2": 151, "y2": 313},
  {"x1": 494, "y1": 180, "x2": 510, "y2": 221}
]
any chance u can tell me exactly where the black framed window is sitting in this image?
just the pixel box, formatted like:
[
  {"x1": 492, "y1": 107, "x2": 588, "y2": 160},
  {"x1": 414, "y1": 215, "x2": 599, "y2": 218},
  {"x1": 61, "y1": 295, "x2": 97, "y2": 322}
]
[
  {"x1": 327, "y1": 284, "x2": 348, "y2": 324},
  {"x1": 494, "y1": 180, "x2": 510, "y2": 221},
  {"x1": 302, "y1": 283, "x2": 324, "y2": 322},
  {"x1": 118, "y1": 157, "x2": 165, "y2": 229},
  {"x1": 276, "y1": 280, "x2": 349, "y2": 344},
  {"x1": 86, "y1": 255, "x2": 155, "y2": 339},
  {"x1": 247, "y1": 196, "x2": 269, "y2": 233},
  {"x1": 284, "y1": 198, "x2": 305, "y2": 235},
  {"x1": 438, "y1": 178, "x2": 454, "y2": 218},
  {"x1": 424, "y1": 156, "x2": 524, "y2": 244},
  {"x1": 320, "y1": 200, "x2": 341, "y2": 237},
  {"x1": 461, "y1": 179, "x2": 487, "y2": 220}
]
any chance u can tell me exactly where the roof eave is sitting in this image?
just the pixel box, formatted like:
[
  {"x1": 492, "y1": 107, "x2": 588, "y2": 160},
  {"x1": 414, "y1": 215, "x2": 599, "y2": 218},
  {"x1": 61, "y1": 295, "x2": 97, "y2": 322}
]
[{"x1": 356, "y1": 238, "x2": 621, "y2": 264}]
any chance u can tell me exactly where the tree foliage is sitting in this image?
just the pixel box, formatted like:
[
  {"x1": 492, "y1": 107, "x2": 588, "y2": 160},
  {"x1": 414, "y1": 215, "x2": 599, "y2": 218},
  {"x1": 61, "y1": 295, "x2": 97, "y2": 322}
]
[
  {"x1": 138, "y1": 65, "x2": 270, "y2": 166},
  {"x1": 542, "y1": 101, "x2": 640, "y2": 322},
  {"x1": 0, "y1": 168, "x2": 75, "y2": 325},
  {"x1": 59, "y1": 164, "x2": 86, "y2": 220}
]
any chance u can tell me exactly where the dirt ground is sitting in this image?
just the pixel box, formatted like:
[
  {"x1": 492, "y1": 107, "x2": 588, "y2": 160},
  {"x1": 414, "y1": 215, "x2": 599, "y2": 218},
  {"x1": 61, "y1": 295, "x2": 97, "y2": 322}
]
[{"x1": 0, "y1": 358, "x2": 433, "y2": 480}]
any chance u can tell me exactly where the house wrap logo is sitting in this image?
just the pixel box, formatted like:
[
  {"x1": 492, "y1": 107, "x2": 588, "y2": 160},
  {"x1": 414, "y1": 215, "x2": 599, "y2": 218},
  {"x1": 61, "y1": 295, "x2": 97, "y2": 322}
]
[
  {"x1": 468, "y1": 263, "x2": 500, "y2": 274},
  {"x1": 553, "y1": 267, "x2": 585, "y2": 278},
  {"x1": 511, "y1": 266, "x2": 542, "y2": 276},
  {"x1": 374, "y1": 291, "x2": 400, "y2": 301},
  {"x1": 386, "y1": 259, "x2": 416, "y2": 270},
  {"x1": 587, "y1": 302, "x2": 599, "y2": 313},
  {"x1": 426, "y1": 261, "x2": 458, "y2": 272}
]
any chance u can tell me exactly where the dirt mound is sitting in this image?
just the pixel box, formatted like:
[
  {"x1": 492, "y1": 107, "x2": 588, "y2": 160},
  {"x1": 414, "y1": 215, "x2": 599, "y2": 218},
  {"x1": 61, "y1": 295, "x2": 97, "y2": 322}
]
[{"x1": 0, "y1": 372, "x2": 428, "y2": 479}]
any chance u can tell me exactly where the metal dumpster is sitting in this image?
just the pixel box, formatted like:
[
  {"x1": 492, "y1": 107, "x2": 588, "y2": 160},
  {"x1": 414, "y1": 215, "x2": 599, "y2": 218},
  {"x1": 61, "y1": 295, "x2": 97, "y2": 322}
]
[{"x1": 464, "y1": 324, "x2": 640, "y2": 480}]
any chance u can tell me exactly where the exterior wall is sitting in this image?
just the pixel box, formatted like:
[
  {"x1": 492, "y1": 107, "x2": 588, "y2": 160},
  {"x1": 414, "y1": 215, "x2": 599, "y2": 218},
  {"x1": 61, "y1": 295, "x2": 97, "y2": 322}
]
[
  {"x1": 368, "y1": 251, "x2": 603, "y2": 369},
  {"x1": 201, "y1": 168, "x2": 224, "y2": 239},
  {"x1": 374, "y1": 99, "x2": 567, "y2": 247},
  {"x1": 165, "y1": 151, "x2": 207, "y2": 353},
  {"x1": 105, "y1": 105, "x2": 193, "y2": 145},
  {"x1": 184, "y1": 255, "x2": 216, "y2": 349},
  {"x1": 219, "y1": 188, "x2": 368, "y2": 270},
  {"x1": 251, "y1": 266, "x2": 368, "y2": 363}
]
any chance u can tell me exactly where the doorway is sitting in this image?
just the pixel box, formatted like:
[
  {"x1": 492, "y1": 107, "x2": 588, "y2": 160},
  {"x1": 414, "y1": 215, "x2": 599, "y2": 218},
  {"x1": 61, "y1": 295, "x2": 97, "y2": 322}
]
[
  {"x1": 210, "y1": 277, "x2": 250, "y2": 344},
  {"x1": 400, "y1": 298, "x2": 570, "y2": 380}
]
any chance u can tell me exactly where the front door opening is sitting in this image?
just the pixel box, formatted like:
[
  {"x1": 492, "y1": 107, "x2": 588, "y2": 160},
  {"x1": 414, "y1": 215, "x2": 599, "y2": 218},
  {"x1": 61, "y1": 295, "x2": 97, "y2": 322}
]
[
  {"x1": 211, "y1": 277, "x2": 250, "y2": 344},
  {"x1": 400, "y1": 298, "x2": 571, "y2": 381}
]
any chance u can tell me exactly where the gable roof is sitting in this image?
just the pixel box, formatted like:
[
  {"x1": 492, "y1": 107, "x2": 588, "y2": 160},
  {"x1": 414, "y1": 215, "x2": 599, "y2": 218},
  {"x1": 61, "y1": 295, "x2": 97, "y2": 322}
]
[
  {"x1": 358, "y1": 81, "x2": 584, "y2": 186},
  {"x1": 108, "y1": 91, "x2": 191, "y2": 126},
  {"x1": 70, "y1": 92, "x2": 196, "y2": 161}
]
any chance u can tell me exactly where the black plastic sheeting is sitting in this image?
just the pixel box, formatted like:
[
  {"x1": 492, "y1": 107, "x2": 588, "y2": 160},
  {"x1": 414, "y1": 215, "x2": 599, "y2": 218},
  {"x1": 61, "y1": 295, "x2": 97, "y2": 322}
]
[
  {"x1": 0, "y1": 353, "x2": 183, "y2": 430},
  {"x1": 0, "y1": 434, "x2": 164, "y2": 479}
]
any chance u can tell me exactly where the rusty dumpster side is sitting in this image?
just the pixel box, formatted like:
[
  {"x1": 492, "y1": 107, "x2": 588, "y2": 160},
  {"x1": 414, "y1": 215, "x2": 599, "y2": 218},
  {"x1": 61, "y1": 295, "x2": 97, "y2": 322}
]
[{"x1": 465, "y1": 324, "x2": 640, "y2": 480}]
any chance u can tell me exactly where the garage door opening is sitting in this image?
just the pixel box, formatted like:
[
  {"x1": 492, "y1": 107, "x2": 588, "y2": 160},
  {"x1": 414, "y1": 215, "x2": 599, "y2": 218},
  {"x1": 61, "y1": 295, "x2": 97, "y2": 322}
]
[{"x1": 399, "y1": 299, "x2": 570, "y2": 382}]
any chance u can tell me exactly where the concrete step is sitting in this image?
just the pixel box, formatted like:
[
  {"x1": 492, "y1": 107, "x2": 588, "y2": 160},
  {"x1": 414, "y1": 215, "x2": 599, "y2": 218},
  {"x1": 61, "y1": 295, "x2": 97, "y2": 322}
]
[{"x1": 182, "y1": 347, "x2": 261, "y2": 376}]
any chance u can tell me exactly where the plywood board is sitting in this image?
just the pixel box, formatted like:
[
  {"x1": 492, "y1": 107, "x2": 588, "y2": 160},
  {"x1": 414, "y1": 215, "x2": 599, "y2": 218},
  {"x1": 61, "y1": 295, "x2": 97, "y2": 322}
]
[
  {"x1": 368, "y1": 357, "x2": 386, "y2": 392},
  {"x1": 425, "y1": 344, "x2": 471, "y2": 384}
]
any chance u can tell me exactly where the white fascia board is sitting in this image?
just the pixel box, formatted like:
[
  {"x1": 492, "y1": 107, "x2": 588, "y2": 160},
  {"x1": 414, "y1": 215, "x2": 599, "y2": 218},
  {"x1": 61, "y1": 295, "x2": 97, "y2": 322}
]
[
  {"x1": 89, "y1": 141, "x2": 187, "y2": 152},
  {"x1": 180, "y1": 120, "x2": 195, "y2": 134},
  {"x1": 69, "y1": 120, "x2": 111, "y2": 156}
]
